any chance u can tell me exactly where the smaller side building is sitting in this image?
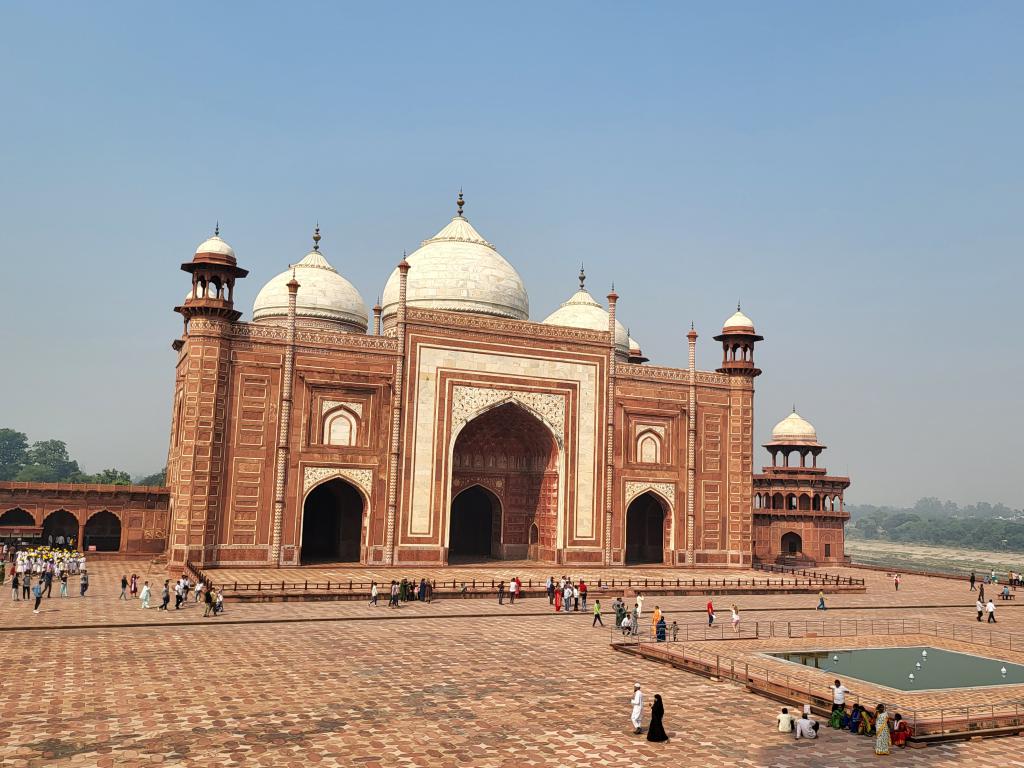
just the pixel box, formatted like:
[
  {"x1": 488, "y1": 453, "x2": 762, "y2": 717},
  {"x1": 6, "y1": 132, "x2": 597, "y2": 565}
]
[
  {"x1": 752, "y1": 410, "x2": 850, "y2": 565},
  {"x1": 0, "y1": 482, "x2": 170, "y2": 555}
]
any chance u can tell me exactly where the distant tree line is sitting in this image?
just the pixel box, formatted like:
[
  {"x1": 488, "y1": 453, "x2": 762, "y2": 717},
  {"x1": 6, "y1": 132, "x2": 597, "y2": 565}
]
[
  {"x1": 848, "y1": 497, "x2": 1024, "y2": 552},
  {"x1": 0, "y1": 428, "x2": 165, "y2": 486}
]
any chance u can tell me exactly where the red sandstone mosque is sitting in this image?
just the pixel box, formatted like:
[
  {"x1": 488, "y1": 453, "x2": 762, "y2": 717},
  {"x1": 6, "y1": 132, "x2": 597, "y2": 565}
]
[{"x1": 0, "y1": 194, "x2": 849, "y2": 568}]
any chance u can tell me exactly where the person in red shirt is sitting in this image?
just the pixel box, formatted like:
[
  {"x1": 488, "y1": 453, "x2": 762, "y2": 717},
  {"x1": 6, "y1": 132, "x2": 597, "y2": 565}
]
[{"x1": 706, "y1": 600, "x2": 715, "y2": 627}]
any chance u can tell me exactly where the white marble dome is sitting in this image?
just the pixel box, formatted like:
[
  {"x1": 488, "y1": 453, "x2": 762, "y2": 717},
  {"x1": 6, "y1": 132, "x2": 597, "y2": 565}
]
[
  {"x1": 771, "y1": 411, "x2": 818, "y2": 443},
  {"x1": 542, "y1": 287, "x2": 629, "y2": 353},
  {"x1": 194, "y1": 234, "x2": 235, "y2": 259},
  {"x1": 723, "y1": 307, "x2": 755, "y2": 332},
  {"x1": 253, "y1": 243, "x2": 368, "y2": 333},
  {"x1": 381, "y1": 208, "x2": 529, "y2": 321}
]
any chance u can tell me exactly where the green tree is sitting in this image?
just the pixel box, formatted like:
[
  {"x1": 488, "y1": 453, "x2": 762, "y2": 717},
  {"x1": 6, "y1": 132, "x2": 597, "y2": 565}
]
[
  {"x1": 0, "y1": 428, "x2": 29, "y2": 480},
  {"x1": 88, "y1": 468, "x2": 132, "y2": 485},
  {"x1": 135, "y1": 466, "x2": 168, "y2": 486},
  {"x1": 15, "y1": 439, "x2": 82, "y2": 482}
]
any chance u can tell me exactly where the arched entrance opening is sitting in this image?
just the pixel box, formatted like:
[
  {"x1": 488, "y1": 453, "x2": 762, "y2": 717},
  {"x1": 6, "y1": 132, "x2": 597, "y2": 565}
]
[
  {"x1": 449, "y1": 401, "x2": 559, "y2": 562},
  {"x1": 0, "y1": 508, "x2": 34, "y2": 527},
  {"x1": 43, "y1": 510, "x2": 78, "y2": 546},
  {"x1": 301, "y1": 479, "x2": 364, "y2": 563},
  {"x1": 625, "y1": 492, "x2": 668, "y2": 565},
  {"x1": 781, "y1": 531, "x2": 802, "y2": 555},
  {"x1": 449, "y1": 485, "x2": 500, "y2": 559},
  {"x1": 84, "y1": 511, "x2": 122, "y2": 551}
]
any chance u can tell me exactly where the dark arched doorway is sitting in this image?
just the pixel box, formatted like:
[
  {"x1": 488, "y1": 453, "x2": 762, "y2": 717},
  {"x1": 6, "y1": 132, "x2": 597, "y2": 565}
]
[
  {"x1": 84, "y1": 511, "x2": 122, "y2": 551},
  {"x1": 0, "y1": 508, "x2": 34, "y2": 527},
  {"x1": 449, "y1": 401, "x2": 558, "y2": 561},
  {"x1": 301, "y1": 479, "x2": 363, "y2": 563},
  {"x1": 449, "y1": 485, "x2": 500, "y2": 560},
  {"x1": 781, "y1": 531, "x2": 802, "y2": 555},
  {"x1": 625, "y1": 492, "x2": 667, "y2": 565},
  {"x1": 43, "y1": 510, "x2": 78, "y2": 546}
]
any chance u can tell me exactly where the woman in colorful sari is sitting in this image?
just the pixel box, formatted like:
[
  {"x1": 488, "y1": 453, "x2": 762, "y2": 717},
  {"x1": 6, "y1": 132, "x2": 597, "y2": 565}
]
[
  {"x1": 874, "y1": 704, "x2": 891, "y2": 755},
  {"x1": 858, "y1": 707, "x2": 875, "y2": 736},
  {"x1": 891, "y1": 713, "x2": 911, "y2": 748}
]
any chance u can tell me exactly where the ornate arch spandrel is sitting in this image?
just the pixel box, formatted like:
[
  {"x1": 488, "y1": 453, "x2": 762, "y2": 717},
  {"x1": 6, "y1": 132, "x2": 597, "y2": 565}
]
[
  {"x1": 624, "y1": 481, "x2": 676, "y2": 509},
  {"x1": 302, "y1": 466, "x2": 374, "y2": 501}
]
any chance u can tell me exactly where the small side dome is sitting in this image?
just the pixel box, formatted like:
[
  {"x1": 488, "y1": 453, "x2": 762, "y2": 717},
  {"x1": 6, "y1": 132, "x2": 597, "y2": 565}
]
[
  {"x1": 723, "y1": 307, "x2": 755, "y2": 333},
  {"x1": 541, "y1": 267, "x2": 628, "y2": 352},
  {"x1": 771, "y1": 410, "x2": 818, "y2": 443},
  {"x1": 253, "y1": 229, "x2": 368, "y2": 333},
  {"x1": 195, "y1": 234, "x2": 235, "y2": 259}
]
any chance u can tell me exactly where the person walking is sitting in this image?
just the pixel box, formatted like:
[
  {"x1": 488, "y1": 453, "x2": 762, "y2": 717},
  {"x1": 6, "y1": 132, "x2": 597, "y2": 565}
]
[
  {"x1": 498, "y1": 580, "x2": 505, "y2": 605},
  {"x1": 631, "y1": 604, "x2": 640, "y2": 636},
  {"x1": 647, "y1": 694, "x2": 669, "y2": 742},
  {"x1": 976, "y1": 598, "x2": 984, "y2": 621},
  {"x1": 120, "y1": 574, "x2": 129, "y2": 600},
  {"x1": 706, "y1": 599, "x2": 715, "y2": 627},
  {"x1": 894, "y1": 574, "x2": 901, "y2": 591},
  {"x1": 79, "y1": 570, "x2": 89, "y2": 597},
  {"x1": 139, "y1": 580, "x2": 151, "y2": 609},
  {"x1": 630, "y1": 683, "x2": 644, "y2": 734},
  {"x1": 508, "y1": 577, "x2": 516, "y2": 605},
  {"x1": 554, "y1": 584, "x2": 563, "y2": 612},
  {"x1": 174, "y1": 579, "x2": 183, "y2": 609},
  {"x1": 730, "y1": 604, "x2": 741, "y2": 633},
  {"x1": 32, "y1": 579, "x2": 43, "y2": 614},
  {"x1": 203, "y1": 587, "x2": 215, "y2": 617},
  {"x1": 986, "y1": 598, "x2": 997, "y2": 623},
  {"x1": 11, "y1": 571, "x2": 19, "y2": 601},
  {"x1": 592, "y1": 599, "x2": 604, "y2": 627},
  {"x1": 874, "y1": 704, "x2": 891, "y2": 755},
  {"x1": 43, "y1": 568, "x2": 53, "y2": 598},
  {"x1": 580, "y1": 580, "x2": 588, "y2": 612},
  {"x1": 817, "y1": 590, "x2": 827, "y2": 610},
  {"x1": 22, "y1": 572, "x2": 31, "y2": 600},
  {"x1": 59, "y1": 571, "x2": 68, "y2": 598},
  {"x1": 573, "y1": 582, "x2": 580, "y2": 612},
  {"x1": 370, "y1": 582, "x2": 379, "y2": 606},
  {"x1": 159, "y1": 580, "x2": 170, "y2": 610},
  {"x1": 215, "y1": 588, "x2": 224, "y2": 615},
  {"x1": 969, "y1": 571, "x2": 976, "y2": 591},
  {"x1": 546, "y1": 575, "x2": 554, "y2": 604},
  {"x1": 563, "y1": 581, "x2": 573, "y2": 613}
]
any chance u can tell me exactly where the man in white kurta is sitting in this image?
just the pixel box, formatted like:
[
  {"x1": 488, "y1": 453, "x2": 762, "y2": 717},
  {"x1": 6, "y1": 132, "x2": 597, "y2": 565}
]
[{"x1": 630, "y1": 683, "x2": 643, "y2": 733}]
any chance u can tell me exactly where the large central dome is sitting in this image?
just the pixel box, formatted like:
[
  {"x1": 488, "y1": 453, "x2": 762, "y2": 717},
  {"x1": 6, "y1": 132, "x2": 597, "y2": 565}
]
[{"x1": 381, "y1": 195, "x2": 529, "y2": 321}]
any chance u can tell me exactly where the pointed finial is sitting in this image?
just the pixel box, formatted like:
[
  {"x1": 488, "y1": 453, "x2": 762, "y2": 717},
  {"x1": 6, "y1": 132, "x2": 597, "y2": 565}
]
[
  {"x1": 737, "y1": 300, "x2": 742, "y2": 311},
  {"x1": 214, "y1": 221, "x2": 220, "y2": 237},
  {"x1": 292, "y1": 268, "x2": 297, "y2": 280},
  {"x1": 691, "y1": 321, "x2": 695, "y2": 330},
  {"x1": 456, "y1": 189, "x2": 464, "y2": 217},
  {"x1": 792, "y1": 403, "x2": 797, "y2": 414},
  {"x1": 312, "y1": 223, "x2": 321, "y2": 251},
  {"x1": 578, "y1": 262, "x2": 586, "y2": 289}
]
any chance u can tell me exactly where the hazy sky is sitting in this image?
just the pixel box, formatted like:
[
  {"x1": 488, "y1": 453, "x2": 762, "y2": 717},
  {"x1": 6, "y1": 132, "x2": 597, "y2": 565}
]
[{"x1": 1, "y1": 3, "x2": 1021, "y2": 506}]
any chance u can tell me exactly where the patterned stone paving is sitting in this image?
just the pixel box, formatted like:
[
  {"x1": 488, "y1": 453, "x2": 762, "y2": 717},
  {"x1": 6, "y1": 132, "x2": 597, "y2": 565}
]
[{"x1": 1, "y1": 561, "x2": 1022, "y2": 766}]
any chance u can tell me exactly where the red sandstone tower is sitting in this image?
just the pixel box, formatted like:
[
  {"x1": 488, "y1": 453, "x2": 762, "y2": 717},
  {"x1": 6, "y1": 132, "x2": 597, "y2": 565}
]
[
  {"x1": 712, "y1": 306, "x2": 762, "y2": 566},
  {"x1": 168, "y1": 228, "x2": 248, "y2": 568},
  {"x1": 752, "y1": 409, "x2": 851, "y2": 565}
]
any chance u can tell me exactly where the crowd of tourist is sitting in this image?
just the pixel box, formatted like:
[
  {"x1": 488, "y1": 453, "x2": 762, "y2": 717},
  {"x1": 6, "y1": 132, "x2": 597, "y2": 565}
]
[
  {"x1": 3, "y1": 544, "x2": 90, "y2": 612},
  {"x1": 368, "y1": 577, "x2": 436, "y2": 608}
]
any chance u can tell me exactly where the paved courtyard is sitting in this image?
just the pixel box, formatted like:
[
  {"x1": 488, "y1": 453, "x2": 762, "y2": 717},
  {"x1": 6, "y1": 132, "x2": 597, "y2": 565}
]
[{"x1": 1, "y1": 562, "x2": 1021, "y2": 767}]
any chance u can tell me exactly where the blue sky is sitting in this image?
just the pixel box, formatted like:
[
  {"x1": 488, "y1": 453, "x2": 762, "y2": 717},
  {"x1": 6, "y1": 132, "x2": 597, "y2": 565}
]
[{"x1": 0, "y1": 2, "x2": 1021, "y2": 505}]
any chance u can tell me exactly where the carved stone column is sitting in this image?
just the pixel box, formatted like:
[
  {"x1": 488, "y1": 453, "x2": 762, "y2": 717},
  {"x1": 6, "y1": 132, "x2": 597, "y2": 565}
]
[
  {"x1": 271, "y1": 272, "x2": 299, "y2": 564},
  {"x1": 384, "y1": 257, "x2": 410, "y2": 564},
  {"x1": 687, "y1": 324, "x2": 698, "y2": 565}
]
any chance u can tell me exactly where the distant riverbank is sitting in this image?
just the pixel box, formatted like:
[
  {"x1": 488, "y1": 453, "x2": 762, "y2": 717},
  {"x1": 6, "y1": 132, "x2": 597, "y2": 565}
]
[{"x1": 846, "y1": 538, "x2": 1024, "y2": 577}]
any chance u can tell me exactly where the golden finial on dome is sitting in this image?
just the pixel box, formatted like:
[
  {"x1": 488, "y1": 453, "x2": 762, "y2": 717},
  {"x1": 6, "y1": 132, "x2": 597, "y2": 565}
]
[
  {"x1": 457, "y1": 188, "x2": 464, "y2": 217},
  {"x1": 312, "y1": 223, "x2": 321, "y2": 251}
]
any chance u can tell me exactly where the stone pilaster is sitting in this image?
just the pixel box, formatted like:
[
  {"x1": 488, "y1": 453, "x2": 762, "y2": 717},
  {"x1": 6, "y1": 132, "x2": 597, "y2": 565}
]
[
  {"x1": 270, "y1": 275, "x2": 299, "y2": 564},
  {"x1": 686, "y1": 325, "x2": 697, "y2": 565},
  {"x1": 605, "y1": 289, "x2": 618, "y2": 565},
  {"x1": 384, "y1": 259, "x2": 409, "y2": 564}
]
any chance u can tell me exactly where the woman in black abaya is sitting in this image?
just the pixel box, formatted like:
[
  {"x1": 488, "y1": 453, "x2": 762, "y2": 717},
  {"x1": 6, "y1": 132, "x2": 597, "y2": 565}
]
[{"x1": 647, "y1": 694, "x2": 669, "y2": 742}]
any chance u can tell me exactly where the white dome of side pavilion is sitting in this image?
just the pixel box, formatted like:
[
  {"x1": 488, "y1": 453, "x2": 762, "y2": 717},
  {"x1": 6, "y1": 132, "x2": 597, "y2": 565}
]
[
  {"x1": 542, "y1": 266, "x2": 629, "y2": 353},
  {"x1": 381, "y1": 193, "x2": 529, "y2": 322},
  {"x1": 253, "y1": 228, "x2": 368, "y2": 333}
]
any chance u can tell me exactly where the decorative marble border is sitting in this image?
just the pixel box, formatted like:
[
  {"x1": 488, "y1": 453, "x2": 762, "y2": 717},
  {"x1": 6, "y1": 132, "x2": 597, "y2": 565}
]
[
  {"x1": 302, "y1": 466, "x2": 374, "y2": 499},
  {"x1": 624, "y1": 481, "x2": 676, "y2": 508},
  {"x1": 450, "y1": 385, "x2": 566, "y2": 448},
  {"x1": 321, "y1": 400, "x2": 364, "y2": 418}
]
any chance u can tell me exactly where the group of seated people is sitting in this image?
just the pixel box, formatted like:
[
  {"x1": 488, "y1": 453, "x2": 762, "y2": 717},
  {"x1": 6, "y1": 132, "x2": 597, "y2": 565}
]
[{"x1": 776, "y1": 704, "x2": 912, "y2": 746}]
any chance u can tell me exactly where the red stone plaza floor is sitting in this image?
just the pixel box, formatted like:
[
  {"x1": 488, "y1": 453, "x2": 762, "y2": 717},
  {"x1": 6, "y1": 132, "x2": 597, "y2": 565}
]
[{"x1": 1, "y1": 562, "x2": 1021, "y2": 767}]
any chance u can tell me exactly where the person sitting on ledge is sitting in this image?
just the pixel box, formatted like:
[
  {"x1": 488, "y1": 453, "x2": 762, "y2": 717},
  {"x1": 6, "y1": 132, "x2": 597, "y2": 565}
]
[
  {"x1": 891, "y1": 713, "x2": 912, "y2": 748},
  {"x1": 857, "y1": 706, "x2": 875, "y2": 736},
  {"x1": 847, "y1": 703, "x2": 863, "y2": 733},
  {"x1": 776, "y1": 707, "x2": 794, "y2": 733}
]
